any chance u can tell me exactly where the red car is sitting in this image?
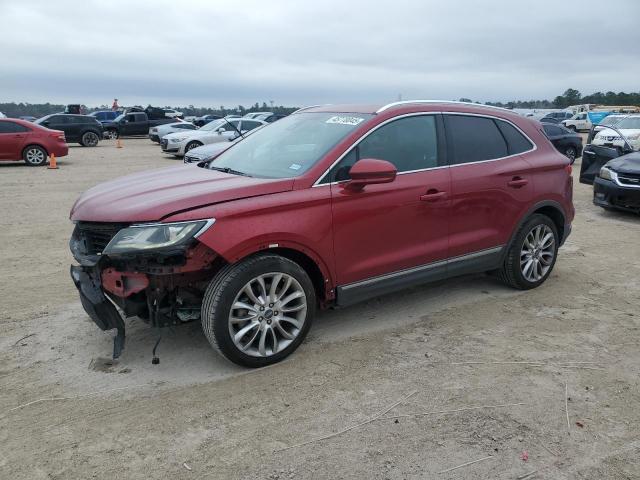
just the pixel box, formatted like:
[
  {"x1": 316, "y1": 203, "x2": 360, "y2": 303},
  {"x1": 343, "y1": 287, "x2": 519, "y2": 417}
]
[
  {"x1": 0, "y1": 118, "x2": 68, "y2": 166},
  {"x1": 69, "y1": 101, "x2": 574, "y2": 366}
]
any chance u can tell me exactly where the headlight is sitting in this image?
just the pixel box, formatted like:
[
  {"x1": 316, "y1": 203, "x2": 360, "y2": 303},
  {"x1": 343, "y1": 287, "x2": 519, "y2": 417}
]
[
  {"x1": 599, "y1": 166, "x2": 616, "y2": 181},
  {"x1": 170, "y1": 136, "x2": 188, "y2": 143},
  {"x1": 103, "y1": 220, "x2": 213, "y2": 255}
]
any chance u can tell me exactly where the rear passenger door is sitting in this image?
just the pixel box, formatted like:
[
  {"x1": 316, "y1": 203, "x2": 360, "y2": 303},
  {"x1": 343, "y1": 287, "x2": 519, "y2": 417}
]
[
  {"x1": 0, "y1": 121, "x2": 29, "y2": 159},
  {"x1": 445, "y1": 114, "x2": 535, "y2": 260}
]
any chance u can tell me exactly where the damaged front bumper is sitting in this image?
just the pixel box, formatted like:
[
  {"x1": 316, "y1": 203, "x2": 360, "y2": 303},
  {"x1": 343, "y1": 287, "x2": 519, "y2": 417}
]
[
  {"x1": 70, "y1": 265, "x2": 127, "y2": 358},
  {"x1": 69, "y1": 222, "x2": 219, "y2": 359}
]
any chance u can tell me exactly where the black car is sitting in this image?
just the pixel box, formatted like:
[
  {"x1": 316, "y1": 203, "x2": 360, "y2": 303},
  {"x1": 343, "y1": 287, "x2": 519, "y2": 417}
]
[
  {"x1": 193, "y1": 114, "x2": 222, "y2": 127},
  {"x1": 35, "y1": 114, "x2": 103, "y2": 147},
  {"x1": 540, "y1": 111, "x2": 573, "y2": 124},
  {"x1": 593, "y1": 152, "x2": 640, "y2": 213},
  {"x1": 541, "y1": 122, "x2": 582, "y2": 161}
]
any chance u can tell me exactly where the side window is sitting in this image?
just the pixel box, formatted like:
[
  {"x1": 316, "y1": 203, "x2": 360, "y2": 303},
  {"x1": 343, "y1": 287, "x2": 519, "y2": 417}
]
[
  {"x1": 136, "y1": 113, "x2": 146, "y2": 122},
  {"x1": 224, "y1": 121, "x2": 239, "y2": 132},
  {"x1": 125, "y1": 114, "x2": 137, "y2": 122},
  {"x1": 495, "y1": 120, "x2": 533, "y2": 154},
  {"x1": 0, "y1": 121, "x2": 19, "y2": 133},
  {"x1": 242, "y1": 121, "x2": 262, "y2": 131},
  {"x1": 325, "y1": 115, "x2": 439, "y2": 183},
  {"x1": 445, "y1": 115, "x2": 508, "y2": 164}
]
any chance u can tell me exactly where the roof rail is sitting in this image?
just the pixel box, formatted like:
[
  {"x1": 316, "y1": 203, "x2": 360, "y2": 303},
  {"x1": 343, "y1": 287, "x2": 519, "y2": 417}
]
[
  {"x1": 291, "y1": 104, "x2": 330, "y2": 114},
  {"x1": 376, "y1": 100, "x2": 513, "y2": 114}
]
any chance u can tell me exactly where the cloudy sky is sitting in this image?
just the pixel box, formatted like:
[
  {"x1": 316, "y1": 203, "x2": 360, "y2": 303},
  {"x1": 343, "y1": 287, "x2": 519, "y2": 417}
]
[{"x1": 1, "y1": 0, "x2": 639, "y2": 108}]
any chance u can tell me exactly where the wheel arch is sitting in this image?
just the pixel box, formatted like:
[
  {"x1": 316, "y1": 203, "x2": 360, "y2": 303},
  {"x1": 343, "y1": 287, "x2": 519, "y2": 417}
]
[
  {"x1": 504, "y1": 201, "x2": 567, "y2": 261},
  {"x1": 22, "y1": 143, "x2": 48, "y2": 157},
  {"x1": 220, "y1": 242, "x2": 335, "y2": 306}
]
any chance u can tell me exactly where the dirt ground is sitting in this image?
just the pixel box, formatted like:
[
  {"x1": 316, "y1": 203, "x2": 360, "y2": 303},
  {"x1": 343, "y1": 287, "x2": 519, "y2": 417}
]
[{"x1": 1, "y1": 138, "x2": 639, "y2": 479}]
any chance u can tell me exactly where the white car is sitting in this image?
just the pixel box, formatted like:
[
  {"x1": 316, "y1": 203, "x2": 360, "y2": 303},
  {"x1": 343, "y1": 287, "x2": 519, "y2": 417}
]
[
  {"x1": 183, "y1": 123, "x2": 266, "y2": 163},
  {"x1": 244, "y1": 112, "x2": 273, "y2": 119},
  {"x1": 164, "y1": 109, "x2": 183, "y2": 118},
  {"x1": 592, "y1": 115, "x2": 640, "y2": 151},
  {"x1": 593, "y1": 114, "x2": 628, "y2": 133},
  {"x1": 0, "y1": 112, "x2": 6, "y2": 118},
  {"x1": 149, "y1": 121, "x2": 196, "y2": 143},
  {"x1": 161, "y1": 118, "x2": 266, "y2": 156},
  {"x1": 562, "y1": 112, "x2": 592, "y2": 132}
]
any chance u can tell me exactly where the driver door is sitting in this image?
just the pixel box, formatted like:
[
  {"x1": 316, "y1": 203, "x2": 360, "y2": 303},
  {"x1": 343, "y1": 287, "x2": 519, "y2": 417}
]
[{"x1": 326, "y1": 114, "x2": 450, "y2": 302}]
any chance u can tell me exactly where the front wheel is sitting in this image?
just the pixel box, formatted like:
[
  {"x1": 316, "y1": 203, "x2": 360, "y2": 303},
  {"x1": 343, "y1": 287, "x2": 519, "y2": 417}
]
[
  {"x1": 564, "y1": 146, "x2": 577, "y2": 161},
  {"x1": 201, "y1": 254, "x2": 315, "y2": 367},
  {"x1": 103, "y1": 129, "x2": 118, "y2": 140},
  {"x1": 185, "y1": 141, "x2": 202, "y2": 153},
  {"x1": 498, "y1": 214, "x2": 559, "y2": 290}
]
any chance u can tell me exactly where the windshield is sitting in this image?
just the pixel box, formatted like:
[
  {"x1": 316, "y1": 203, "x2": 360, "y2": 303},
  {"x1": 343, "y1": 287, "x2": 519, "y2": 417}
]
[
  {"x1": 616, "y1": 116, "x2": 640, "y2": 129},
  {"x1": 209, "y1": 112, "x2": 372, "y2": 178},
  {"x1": 599, "y1": 116, "x2": 624, "y2": 126},
  {"x1": 199, "y1": 119, "x2": 227, "y2": 132}
]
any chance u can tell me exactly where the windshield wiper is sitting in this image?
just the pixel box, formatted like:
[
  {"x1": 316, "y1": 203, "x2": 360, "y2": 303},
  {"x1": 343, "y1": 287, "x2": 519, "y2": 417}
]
[{"x1": 209, "y1": 166, "x2": 251, "y2": 177}]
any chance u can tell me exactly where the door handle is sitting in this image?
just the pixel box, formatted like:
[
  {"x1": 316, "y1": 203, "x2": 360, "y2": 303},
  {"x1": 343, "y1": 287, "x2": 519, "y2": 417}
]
[
  {"x1": 507, "y1": 177, "x2": 528, "y2": 188},
  {"x1": 420, "y1": 190, "x2": 447, "y2": 202}
]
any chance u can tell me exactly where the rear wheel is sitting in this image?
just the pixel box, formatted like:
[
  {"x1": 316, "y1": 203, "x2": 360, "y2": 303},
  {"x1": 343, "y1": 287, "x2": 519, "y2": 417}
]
[
  {"x1": 499, "y1": 214, "x2": 559, "y2": 290},
  {"x1": 201, "y1": 254, "x2": 315, "y2": 367},
  {"x1": 81, "y1": 131, "x2": 100, "y2": 147},
  {"x1": 23, "y1": 145, "x2": 47, "y2": 166}
]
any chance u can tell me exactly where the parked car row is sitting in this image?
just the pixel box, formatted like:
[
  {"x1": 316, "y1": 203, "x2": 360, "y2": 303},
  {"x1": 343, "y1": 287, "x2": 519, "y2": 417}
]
[{"x1": 157, "y1": 117, "x2": 267, "y2": 157}]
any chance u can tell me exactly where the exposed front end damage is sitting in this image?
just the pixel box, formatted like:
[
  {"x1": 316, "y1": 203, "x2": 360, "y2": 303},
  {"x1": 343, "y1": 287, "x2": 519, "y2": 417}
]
[{"x1": 69, "y1": 221, "x2": 221, "y2": 358}]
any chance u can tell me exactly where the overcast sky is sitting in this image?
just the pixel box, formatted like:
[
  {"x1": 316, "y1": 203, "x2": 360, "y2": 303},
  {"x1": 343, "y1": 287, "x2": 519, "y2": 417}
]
[{"x1": 1, "y1": 0, "x2": 639, "y2": 108}]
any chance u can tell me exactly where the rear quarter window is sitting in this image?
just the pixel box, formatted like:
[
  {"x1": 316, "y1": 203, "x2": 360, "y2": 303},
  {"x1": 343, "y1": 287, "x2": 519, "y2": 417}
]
[{"x1": 495, "y1": 120, "x2": 534, "y2": 154}]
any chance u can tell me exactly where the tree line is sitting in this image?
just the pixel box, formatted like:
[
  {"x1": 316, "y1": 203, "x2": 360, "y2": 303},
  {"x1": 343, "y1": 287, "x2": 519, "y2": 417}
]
[
  {"x1": 3, "y1": 89, "x2": 640, "y2": 118},
  {"x1": 0, "y1": 101, "x2": 299, "y2": 119}
]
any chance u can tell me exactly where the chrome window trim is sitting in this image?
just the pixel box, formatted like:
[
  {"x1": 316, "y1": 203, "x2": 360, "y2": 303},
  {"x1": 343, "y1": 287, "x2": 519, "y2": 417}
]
[
  {"x1": 313, "y1": 112, "x2": 442, "y2": 187},
  {"x1": 339, "y1": 246, "x2": 504, "y2": 291},
  {"x1": 376, "y1": 100, "x2": 513, "y2": 114},
  {"x1": 312, "y1": 111, "x2": 537, "y2": 187}
]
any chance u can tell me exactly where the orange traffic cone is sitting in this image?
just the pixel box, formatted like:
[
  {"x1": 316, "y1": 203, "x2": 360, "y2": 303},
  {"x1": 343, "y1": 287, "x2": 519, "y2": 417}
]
[
  {"x1": 116, "y1": 138, "x2": 123, "y2": 148},
  {"x1": 48, "y1": 153, "x2": 58, "y2": 169}
]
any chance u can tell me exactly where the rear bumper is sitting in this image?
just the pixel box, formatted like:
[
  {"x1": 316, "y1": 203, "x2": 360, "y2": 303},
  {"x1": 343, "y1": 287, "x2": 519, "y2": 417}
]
[
  {"x1": 593, "y1": 177, "x2": 640, "y2": 212},
  {"x1": 51, "y1": 143, "x2": 69, "y2": 157}
]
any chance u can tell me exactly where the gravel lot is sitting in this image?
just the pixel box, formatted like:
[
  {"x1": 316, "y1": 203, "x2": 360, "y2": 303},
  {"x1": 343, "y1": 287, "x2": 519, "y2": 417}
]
[{"x1": 1, "y1": 138, "x2": 639, "y2": 479}]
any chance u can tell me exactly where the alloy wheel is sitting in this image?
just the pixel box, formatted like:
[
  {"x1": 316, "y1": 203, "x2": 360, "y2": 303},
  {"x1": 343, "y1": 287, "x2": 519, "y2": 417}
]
[
  {"x1": 565, "y1": 147, "x2": 576, "y2": 161},
  {"x1": 520, "y1": 224, "x2": 555, "y2": 282},
  {"x1": 84, "y1": 132, "x2": 99, "y2": 146},
  {"x1": 228, "y1": 272, "x2": 307, "y2": 358},
  {"x1": 25, "y1": 148, "x2": 45, "y2": 165}
]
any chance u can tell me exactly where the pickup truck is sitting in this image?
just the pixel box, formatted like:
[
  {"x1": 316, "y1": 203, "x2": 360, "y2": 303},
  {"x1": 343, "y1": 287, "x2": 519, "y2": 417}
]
[{"x1": 102, "y1": 112, "x2": 175, "y2": 139}]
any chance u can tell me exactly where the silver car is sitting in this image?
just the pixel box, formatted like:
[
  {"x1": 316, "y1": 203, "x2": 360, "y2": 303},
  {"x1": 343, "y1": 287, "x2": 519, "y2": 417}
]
[{"x1": 149, "y1": 121, "x2": 196, "y2": 143}]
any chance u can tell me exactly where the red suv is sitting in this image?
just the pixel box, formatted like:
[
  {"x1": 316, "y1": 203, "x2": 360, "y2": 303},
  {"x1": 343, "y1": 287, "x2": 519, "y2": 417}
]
[
  {"x1": 69, "y1": 101, "x2": 574, "y2": 366},
  {"x1": 0, "y1": 118, "x2": 68, "y2": 166}
]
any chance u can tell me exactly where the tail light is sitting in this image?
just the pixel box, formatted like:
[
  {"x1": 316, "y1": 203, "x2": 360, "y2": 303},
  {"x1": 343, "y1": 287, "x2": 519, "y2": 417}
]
[
  {"x1": 50, "y1": 132, "x2": 65, "y2": 141},
  {"x1": 565, "y1": 164, "x2": 572, "y2": 175}
]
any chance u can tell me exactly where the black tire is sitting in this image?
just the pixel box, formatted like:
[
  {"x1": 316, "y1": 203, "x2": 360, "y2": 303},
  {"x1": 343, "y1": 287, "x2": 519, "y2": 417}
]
[
  {"x1": 564, "y1": 146, "x2": 577, "y2": 161},
  {"x1": 498, "y1": 214, "x2": 559, "y2": 290},
  {"x1": 22, "y1": 145, "x2": 48, "y2": 166},
  {"x1": 80, "y1": 130, "x2": 100, "y2": 147},
  {"x1": 104, "y1": 129, "x2": 119, "y2": 140},
  {"x1": 201, "y1": 254, "x2": 316, "y2": 367},
  {"x1": 185, "y1": 141, "x2": 202, "y2": 153}
]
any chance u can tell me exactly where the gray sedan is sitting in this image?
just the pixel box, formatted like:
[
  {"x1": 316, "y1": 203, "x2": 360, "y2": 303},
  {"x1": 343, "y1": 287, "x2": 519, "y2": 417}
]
[{"x1": 149, "y1": 121, "x2": 196, "y2": 143}]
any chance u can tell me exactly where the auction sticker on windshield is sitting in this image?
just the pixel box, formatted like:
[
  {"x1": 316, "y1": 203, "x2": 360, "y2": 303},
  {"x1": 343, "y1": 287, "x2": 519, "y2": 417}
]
[{"x1": 326, "y1": 116, "x2": 365, "y2": 126}]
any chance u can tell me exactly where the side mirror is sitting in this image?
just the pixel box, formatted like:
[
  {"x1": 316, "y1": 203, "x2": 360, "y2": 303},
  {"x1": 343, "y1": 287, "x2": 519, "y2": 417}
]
[
  {"x1": 217, "y1": 127, "x2": 225, "y2": 134},
  {"x1": 344, "y1": 158, "x2": 397, "y2": 191}
]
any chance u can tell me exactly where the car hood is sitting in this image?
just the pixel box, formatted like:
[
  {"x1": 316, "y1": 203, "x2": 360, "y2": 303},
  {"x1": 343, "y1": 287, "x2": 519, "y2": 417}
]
[
  {"x1": 70, "y1": 165, "x2": 294, "y2": 222},
  {"x1": 607, "y1": 151, "x2": 640, "y2": 174},
  {"x1": 164, "y1": 130, "x2": 203, "y2": 141}
]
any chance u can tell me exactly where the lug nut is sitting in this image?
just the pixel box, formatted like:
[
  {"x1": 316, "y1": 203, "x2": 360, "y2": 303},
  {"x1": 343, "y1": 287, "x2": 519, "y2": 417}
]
[
  {"x1": 259, "y1": 316, "x2": 263, "y2": 321},
  {"x1": 260, "y1": 306, "x2": 265, "y2": 311},
  {"x1": 269, "y1": 303, "x2": 274, "y2": 307}
]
